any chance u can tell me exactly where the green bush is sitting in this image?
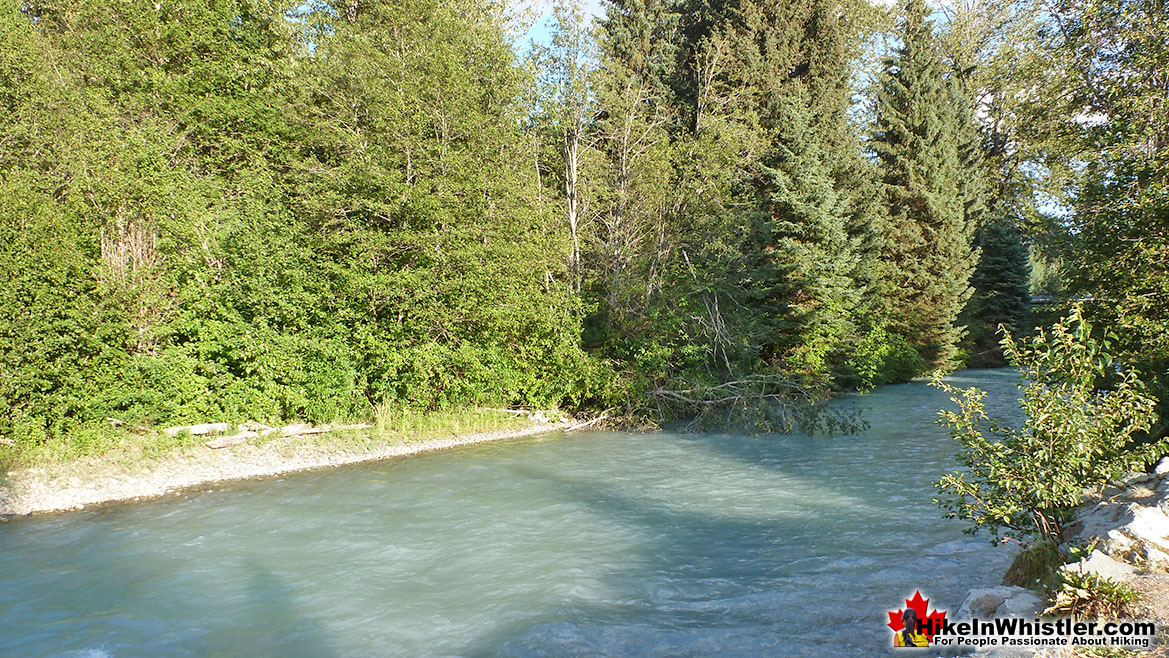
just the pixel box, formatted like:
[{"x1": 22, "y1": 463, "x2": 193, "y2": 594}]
[
  {"x1": 934, "y1": 305, "x2": 1167, "y2": 545},
  {"x1": 1044, "y1": 571, "x2": 1138, "y2": 619},
  {"x1": 0, "y1": 184, "x2": 133, "y2": 448},
  {"x1": 846, "y1": 326, "x2": 925, "y2": 389}
]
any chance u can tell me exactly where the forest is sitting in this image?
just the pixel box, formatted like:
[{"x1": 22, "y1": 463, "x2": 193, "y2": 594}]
[{"x1": 0, "y1": 0, "x2": 1165, "y2": 462}]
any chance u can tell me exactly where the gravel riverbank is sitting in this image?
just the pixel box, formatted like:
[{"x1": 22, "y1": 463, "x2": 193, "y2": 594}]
[{"x1": 0, "y1": 419, "x2": 575, "y2": 518}]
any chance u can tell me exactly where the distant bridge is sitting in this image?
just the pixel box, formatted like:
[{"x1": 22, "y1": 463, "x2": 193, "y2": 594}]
[{"x1": 1030, "y1": 295, "x2": 1093, "y2": 305}]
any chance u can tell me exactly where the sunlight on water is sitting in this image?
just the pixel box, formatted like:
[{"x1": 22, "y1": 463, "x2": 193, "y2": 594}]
[{"x1": 0, "y1": 370, "x2": 1023, "y2": 657}]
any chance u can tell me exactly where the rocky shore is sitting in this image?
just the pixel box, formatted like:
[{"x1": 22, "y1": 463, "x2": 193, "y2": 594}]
[
  {"x1": 958, "y1": 458, "x2": 1169, "y2": 657},
  {"x1": 0, "y1": 417, "x2": 578, "y2": 518}
]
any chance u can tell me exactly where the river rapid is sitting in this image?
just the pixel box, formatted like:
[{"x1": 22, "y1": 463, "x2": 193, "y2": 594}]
[{"x1": 0, "y1": 369, "x2": 1023, "y2": 657}]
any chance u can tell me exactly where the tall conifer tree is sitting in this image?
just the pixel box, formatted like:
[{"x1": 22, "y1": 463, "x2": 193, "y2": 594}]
[
  {"x1": 871, "y1": 0, "x2": 980, "y2": 369},
  {"x1": 726, "y1": 0, "x2": 878, "y2": 376},
  {"x1": 756, "y1": 92, "x2": 863, "y2": 374}
]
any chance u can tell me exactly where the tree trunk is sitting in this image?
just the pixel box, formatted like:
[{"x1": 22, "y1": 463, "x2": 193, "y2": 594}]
[{"x1": 564, "y1": 128, "x2": 581, "y2": 292}]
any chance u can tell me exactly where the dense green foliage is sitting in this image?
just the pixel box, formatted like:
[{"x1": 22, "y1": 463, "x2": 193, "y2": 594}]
[
  {"x1": 572, "y1": 0, "x2": 906, "y2": 409},
  {"x1": 1055, "y1": 0, "x2": 1169, "y2": 416},
  {"x1": 927, "y1": 0, "x2": 1169, "y2": 546},
  {"x1": 0, "y1": 0, "x2": 607, "y2": 458},
  {"x1": 942, "y1": 0, "x2": 1167, "y2": 396},
  {"x1": 934, "y1": 307, "x2": 1166, "y2": 545},
  {"x1": 2, "y1": 0, "x2": 1165, "y2": 462}
]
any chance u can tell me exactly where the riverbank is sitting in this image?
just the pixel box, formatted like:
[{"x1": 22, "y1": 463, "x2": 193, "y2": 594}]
[
  {"x1": 0, "y1": 414, "x2": 586, "y2": 518},
  {"x1": 963, "y1": 459, "x2": 1169, "y2": 657}
]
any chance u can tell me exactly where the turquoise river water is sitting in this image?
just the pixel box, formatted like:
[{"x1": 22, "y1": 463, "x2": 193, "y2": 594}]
[{"x1": 0, "y1": 370, "x2": 1025, "y2": 657}]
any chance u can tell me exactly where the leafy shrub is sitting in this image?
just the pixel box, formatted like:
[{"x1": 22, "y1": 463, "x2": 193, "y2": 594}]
[
  {"x1": 934, "y1": 305, "x2": 1167, "y2": 545},
  {"x1": 846, "y1": 326, "x2": 925, "y2": 389},
  {"x1": 1044, "y1": 571, "x2": 1138, "y2": 619},
  {"x1": 0, "y1": 184, "x2": 134, "y2": 449}
]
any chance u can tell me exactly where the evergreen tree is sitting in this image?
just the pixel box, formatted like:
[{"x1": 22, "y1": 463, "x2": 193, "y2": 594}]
[
  {"x1": 600, "y1": 0, "x2": 886, "y2": 386},
  {"x1": 755, "y1": 94, "x2": 861, "y2": 375},
  {"x1": 961, "y1": 217, "x2": 1032, "y2": 367},
  {"x1": 871, "y1": 0, "x2": 980, "y2": 370},
  {"x1": 718, "y1": 0, "x2": 882, "y2": 379}
]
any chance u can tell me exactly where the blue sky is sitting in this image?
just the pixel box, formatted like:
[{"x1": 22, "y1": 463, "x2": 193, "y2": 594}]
[{"x1": 515, "y1": 0, "x2": 606, "y2": 48}]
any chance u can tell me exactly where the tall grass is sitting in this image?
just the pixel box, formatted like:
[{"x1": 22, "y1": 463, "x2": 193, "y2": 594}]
[
  {"x1": 373, "y1": 405, "x2": 533, "y2": 442},
  {"x1": 1, "y1": 407, "x2": 546, "y2": 473}
]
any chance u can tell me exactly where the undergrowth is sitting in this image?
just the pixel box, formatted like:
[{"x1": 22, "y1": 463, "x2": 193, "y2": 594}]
[
  {"x1": 1003, "y1": 540, "x2": 1063, "y2": 590},
  {"x1": 1, "y1": 407, "x2": 547, "y2": 475},
  {"x1": 1044, "y1": 570, "x2": 1139, "y2": 619}
]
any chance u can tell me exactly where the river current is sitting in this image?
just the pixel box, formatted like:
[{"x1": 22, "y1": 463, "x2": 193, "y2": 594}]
[{"x1": 0, "y1": 369, "x2": 1024, "y2": 657}]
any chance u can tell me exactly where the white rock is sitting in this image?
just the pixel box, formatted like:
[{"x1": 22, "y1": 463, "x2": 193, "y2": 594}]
[
  {"x1": 956, "y1": 586, "x2": 1043, "y2": 620},
  {"x1": 1067, "y1": 487, "x2": 1169, "y2": 569},
  {"x1": 1154, "y1": 457, "x2": 1169, "y2": 475},
  {"x1": 1059, "y1": 549, "x2": 1136, "y2": 581},
  {"x1": 957, "y1": 586, "x2": 1013, "y2": 619},
  {"x1": 996, "y1": 589, "x2": 1045, "y2": 618}
]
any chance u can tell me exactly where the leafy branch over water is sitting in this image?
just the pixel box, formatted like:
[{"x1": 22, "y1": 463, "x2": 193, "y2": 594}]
[{"x1": 933, "y1": 306, "x2": 1167, "y2": 545}]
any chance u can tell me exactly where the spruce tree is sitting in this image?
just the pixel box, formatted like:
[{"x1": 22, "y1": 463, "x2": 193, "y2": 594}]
[
  {"x1": 755, "y1": 92, "x2": 861, "y2": 374},
  {"x1": 730, "y1": 0, "x2": 875, "y2": 377},
  {"x1": 871, "y1": 0, "x2": 979, "y2": 370},
  {"x1": 621, "y1": 0, "x2": 884, "y2": 382},
  {"x1": 961, "y1": 217, "x2": 1031, "y2": 367}
]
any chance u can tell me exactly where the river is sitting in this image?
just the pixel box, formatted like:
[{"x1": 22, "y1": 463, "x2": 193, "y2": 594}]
[{"x1": 0, "y1": 369, "x2": 1023, "y2": 656}]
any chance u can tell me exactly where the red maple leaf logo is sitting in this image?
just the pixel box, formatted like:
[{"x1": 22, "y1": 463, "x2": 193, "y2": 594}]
[{"x1": 887, "y1": 590, "x2": 947, "y2": 641}]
